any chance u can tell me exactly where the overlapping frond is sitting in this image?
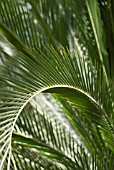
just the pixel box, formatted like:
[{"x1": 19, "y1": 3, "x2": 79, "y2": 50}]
[
  {"x1": 0, "y1": 0, "x2": 39, "y2": 49},
  {"x1": 0, "y1": 30, "x2": 114, "y2": 168},
  {"x1": 12, "y1": 103, "x2": 82, "y2": 169},
  {"x1": 66, "y1": 0, "x2": 111, "y2": 82},
  {"x1": 0, "y1": 0, "x2": 114, "y2": 169}
]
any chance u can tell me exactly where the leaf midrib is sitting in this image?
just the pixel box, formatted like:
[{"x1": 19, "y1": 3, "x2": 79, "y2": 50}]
[{"x1": 85, "y1": 0, "x2": 109, "y2": 85}]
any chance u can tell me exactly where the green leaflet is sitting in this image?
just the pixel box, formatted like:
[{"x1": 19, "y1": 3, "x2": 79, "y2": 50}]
[{"x1": 0, "y1": 0, "x2": 114, "y2": 169}]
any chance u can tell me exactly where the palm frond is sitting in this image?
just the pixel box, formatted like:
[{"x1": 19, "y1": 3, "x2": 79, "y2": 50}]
[
  {"x1": 99, "y1": 0, "x2": 114, "y2": 81},
  {"x1": 0, "y1": 0, "x2": 53, "y2": 50},
  {"x1": 0, "y1": 28, "x2": 114, "y2": 168},
  {"x1": 12, "y1": 103, "x2": 86, "y2": 170},
  {"x1": 65, "y1": 0, "x2": 111, "y2": 82},
  {"x1": 0, "y1": 0, "x2": 114, "y2": 169}
]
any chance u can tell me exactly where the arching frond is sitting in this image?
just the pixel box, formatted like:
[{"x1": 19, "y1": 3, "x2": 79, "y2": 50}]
[
  {"x1": 0, "y1": 27, "x2": 114, "y2": 168},
  {"x1": 0, "y1": 0, "x2": 114, "y2": 170}
]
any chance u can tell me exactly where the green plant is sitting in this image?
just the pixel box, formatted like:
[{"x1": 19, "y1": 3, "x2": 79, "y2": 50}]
[{"x1": 0, "y1": 0, "x2": 114, "y2": 169}]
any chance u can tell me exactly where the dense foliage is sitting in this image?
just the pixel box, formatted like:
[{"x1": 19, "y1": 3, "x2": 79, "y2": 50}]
[{"x1": 0, "y1": 0, "x2": 114, "y2": 169}]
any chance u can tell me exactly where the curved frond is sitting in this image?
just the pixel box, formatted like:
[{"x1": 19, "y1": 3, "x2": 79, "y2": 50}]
[
  {"x1": 0, "y1": 27, "x2": 114, "y2": 168},
  {"x1": 0, "y1": 0, "x2": 114, "y2": 169}
]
